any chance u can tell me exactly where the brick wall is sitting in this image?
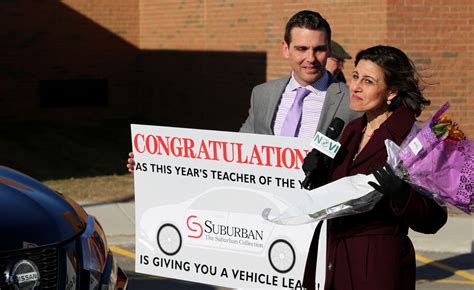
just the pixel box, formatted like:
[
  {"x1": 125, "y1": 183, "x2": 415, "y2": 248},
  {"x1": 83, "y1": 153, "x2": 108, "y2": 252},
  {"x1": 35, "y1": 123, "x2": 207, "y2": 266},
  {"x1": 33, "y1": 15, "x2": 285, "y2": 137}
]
[
  {"x1": 63, "y1": 0, "x2": 139, "y2": 46},
  {"x1": 139, "y1": 0, "x2": 473, "y2": 136},
  {"x1": 385, "y1": 0, "x2": 474, "y2": 134},
  {"x1": 139, "y1": 0, "x2": 269, "y2": 130},
  {"x1": 137, "y1": 49, "x2": 266, "y2": 131},
  {"x1": 2, "y1": 1, "x2": 472, "y2": 136},
  {"x1": 0, "y1": 1, "x2": 139, "y2": 120}
]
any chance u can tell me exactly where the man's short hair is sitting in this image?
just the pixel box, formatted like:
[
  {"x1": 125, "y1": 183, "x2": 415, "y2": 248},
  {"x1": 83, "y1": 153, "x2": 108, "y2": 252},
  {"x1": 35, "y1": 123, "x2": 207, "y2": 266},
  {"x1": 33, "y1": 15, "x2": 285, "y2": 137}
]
[{"x1": 284, "y1": 10, "x2": 332, "y2": 45}]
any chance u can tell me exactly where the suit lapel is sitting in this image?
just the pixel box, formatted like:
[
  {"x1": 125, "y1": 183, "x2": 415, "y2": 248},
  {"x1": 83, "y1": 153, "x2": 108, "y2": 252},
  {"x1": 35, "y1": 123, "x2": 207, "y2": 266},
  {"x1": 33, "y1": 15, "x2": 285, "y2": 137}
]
[
  {"x1": 316, "y1": 80, "x2": 344, "y2": 134},
  {"x1": 264, "y1": 77, "x2": 290, "y2": 134}
]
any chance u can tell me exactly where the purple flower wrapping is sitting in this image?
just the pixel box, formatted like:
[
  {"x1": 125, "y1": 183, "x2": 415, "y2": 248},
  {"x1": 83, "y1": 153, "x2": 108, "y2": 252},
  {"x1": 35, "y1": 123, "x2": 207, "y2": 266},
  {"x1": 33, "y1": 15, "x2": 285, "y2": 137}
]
[{"x1": 397, "y1": 102, "x2": 474, "y2": 213}]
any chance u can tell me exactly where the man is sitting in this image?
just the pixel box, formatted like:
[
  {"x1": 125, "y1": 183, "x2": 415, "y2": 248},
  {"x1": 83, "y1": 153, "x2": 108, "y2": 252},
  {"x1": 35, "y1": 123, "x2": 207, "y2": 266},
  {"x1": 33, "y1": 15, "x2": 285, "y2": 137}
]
[
  {"x1": 126, "y1": 10, "x2": 359, "y2": 290},
  {"x1": 238, "y1": 10, "x2": 360, "y2": 290},
  {"x1": 325, "y1": 40, "x2": 352, "y2": 83},
  {"x1": 239, "y1": 10, "x2": 359, "y2": 139},
  {"x1": 127, "y1": 11, "x2": 359, "y2": 171}
]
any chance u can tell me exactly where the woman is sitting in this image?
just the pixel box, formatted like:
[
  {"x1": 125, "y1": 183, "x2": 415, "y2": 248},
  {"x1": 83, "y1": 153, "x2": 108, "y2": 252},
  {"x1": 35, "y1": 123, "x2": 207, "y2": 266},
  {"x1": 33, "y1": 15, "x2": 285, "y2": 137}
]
[{"x1": 303, "y1": 45, "x2": 447, "y2": 290}]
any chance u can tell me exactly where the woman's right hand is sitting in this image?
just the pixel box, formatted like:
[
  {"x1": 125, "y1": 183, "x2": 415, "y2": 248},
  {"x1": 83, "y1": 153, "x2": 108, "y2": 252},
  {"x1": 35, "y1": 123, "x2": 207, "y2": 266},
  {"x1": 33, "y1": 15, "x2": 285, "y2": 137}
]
[
  {"x1": 369, "y1": 163, "x2": 411, "y2": 208},
  {"x1": 126, "y1": 152, "x2": 135, "y2": 173}
]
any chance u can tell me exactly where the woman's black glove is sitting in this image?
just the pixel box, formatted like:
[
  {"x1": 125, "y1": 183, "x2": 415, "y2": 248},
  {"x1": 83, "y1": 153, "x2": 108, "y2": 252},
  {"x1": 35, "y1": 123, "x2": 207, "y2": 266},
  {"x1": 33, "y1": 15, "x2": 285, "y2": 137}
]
[
  {"x1": 368, "y1": 163, "x2": 411, "y2": 209},
  {"x1": 302, "y1": 149, "x2": 322, "y2": 174},
  {"x1": 302, "y1": 149, "x2": 330, "y2": 190}
]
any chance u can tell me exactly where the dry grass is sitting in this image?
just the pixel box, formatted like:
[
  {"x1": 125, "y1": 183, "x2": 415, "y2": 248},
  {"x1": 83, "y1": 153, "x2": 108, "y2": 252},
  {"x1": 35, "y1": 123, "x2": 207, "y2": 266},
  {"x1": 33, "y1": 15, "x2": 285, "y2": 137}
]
[
  {"x1": 0, "y1": 119, "x2": 132, "y2": 180},
  {"x1": 44, "y1": 174, "x2": 134, "y2": 204},
  {"x1": 1, "y1": 119, "x2": 136, "y2": 203}
]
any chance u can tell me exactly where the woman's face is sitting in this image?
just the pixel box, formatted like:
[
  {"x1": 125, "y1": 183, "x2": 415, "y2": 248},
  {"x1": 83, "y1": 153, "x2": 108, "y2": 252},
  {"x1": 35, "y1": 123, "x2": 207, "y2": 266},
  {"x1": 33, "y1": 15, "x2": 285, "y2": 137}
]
[{"x1": 349, "y1": 59, "x2": 396, "y2": 115}]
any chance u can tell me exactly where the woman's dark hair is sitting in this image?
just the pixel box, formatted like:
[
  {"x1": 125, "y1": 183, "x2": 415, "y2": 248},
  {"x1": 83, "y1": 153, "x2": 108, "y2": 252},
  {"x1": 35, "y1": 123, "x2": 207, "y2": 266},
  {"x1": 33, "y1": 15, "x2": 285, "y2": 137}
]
[
  {"x1": 354, "y1": 45, "x2": 430, "y2": 117},
  {"x1": 284, "y1": 10, "x2": 331, "y2": 45}
]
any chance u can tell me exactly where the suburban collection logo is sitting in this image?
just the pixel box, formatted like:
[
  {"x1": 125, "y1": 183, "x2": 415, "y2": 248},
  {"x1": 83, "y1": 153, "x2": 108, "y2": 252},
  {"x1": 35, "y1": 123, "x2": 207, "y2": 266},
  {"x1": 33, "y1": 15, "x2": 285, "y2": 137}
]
[
  {"x1": 186, "y1": 215, "x2": 264, "y2": 248},
  {"x1": 186, "y1": 215, "x2": 203, "y2": 238}
]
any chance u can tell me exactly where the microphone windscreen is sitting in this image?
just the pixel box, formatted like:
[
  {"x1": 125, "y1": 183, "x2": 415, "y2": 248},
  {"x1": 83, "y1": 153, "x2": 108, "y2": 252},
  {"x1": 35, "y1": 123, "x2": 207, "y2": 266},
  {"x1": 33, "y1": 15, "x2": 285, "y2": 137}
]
[{"x1": 326, "y1": 118, "x2": 345, "y2": 140}]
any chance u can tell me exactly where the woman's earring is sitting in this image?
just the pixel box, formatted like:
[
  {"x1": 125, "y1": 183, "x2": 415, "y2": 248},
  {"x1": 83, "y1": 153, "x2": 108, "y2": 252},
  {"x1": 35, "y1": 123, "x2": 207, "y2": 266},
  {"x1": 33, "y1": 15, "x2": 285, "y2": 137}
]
[{"x1": 387, "y1": 99, "x2": 392, "y2": 105}]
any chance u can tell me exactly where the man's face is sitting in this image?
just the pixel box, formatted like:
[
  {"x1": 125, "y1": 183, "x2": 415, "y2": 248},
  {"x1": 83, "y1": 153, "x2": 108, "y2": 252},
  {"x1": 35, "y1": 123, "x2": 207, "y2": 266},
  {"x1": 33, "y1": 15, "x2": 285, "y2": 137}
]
[
  {"x1": 282, "y1": 28, "x2": 330, "y2": 86},
  {"x1": 326, "y1": 57, "x2": 345, "y2": 75}
]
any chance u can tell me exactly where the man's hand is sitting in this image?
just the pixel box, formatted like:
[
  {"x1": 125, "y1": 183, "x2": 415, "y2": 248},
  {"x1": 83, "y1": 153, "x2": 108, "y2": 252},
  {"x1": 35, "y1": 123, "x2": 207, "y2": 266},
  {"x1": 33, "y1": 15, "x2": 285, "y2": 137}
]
[
  {"x1": 126, "y1": 152, "x2": 135, "y2": 173},
  {"x1": 368, "y1": 163, "x2": 411, "y2": 208}
]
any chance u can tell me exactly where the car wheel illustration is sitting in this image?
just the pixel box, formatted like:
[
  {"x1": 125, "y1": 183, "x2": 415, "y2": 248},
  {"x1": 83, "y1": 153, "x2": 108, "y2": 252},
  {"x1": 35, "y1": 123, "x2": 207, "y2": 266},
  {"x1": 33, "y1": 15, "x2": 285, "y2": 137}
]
[
  {"x1": 268, "y1": 239, "x2": 295, "y2": 273},
  {"x1": 157, "y1": 223, "x2": 182, "y2": 256}
]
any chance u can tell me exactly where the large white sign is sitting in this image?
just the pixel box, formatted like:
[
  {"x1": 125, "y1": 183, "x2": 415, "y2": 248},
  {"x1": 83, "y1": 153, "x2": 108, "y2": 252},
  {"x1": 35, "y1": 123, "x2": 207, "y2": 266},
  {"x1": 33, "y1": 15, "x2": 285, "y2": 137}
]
[{"x1": 132, "y1": 125, "x2": 326, "y2": 289}]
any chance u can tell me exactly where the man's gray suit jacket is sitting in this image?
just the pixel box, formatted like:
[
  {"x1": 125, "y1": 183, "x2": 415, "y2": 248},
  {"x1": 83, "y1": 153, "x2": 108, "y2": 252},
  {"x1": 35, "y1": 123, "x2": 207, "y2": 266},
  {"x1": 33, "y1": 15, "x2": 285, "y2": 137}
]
[{"x1": 239, "y1": 76, "x2": 361, "y2": 138}]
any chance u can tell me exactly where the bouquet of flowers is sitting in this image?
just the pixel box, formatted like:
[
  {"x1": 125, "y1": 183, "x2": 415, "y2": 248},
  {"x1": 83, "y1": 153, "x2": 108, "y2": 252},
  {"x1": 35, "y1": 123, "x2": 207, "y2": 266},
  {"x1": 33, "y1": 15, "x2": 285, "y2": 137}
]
[
  {"x1": 386, "y1": 102, "x2": 473, "y2": 213},
  {"x1": 263, "y1": 102, "x2": 473, "y2": 226}
]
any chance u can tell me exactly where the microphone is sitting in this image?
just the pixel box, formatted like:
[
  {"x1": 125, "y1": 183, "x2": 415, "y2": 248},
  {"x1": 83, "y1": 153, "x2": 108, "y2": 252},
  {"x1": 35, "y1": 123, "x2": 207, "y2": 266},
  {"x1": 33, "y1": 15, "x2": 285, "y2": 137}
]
[
  {"x1": 302, "y1": 118, "x2": 345, "y2": 190},
  {"x1": 325, "y1": 118, "x2": 345, "y2": 140}
]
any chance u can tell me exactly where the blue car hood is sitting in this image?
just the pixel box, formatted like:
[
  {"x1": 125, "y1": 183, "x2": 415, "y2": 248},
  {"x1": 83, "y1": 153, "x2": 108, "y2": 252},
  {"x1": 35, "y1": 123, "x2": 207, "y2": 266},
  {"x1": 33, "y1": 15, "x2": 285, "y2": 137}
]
[{"x1": 0, "y1": 166, "x2": 87, "y2": 252}]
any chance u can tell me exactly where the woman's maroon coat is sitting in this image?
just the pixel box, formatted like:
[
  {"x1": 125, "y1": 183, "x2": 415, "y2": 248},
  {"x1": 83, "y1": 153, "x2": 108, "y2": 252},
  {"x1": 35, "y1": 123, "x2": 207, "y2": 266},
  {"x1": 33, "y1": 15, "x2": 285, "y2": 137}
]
[{"x1": 304, "y1": 106, "x2": 447, "y2": 290}]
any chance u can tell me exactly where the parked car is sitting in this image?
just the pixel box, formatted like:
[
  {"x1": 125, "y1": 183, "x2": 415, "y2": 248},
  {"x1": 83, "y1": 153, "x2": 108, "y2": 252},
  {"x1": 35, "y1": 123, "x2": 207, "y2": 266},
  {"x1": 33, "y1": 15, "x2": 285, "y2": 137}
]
[{"x1": 0, "y1": 166, "x2": 128, "y2": 289}]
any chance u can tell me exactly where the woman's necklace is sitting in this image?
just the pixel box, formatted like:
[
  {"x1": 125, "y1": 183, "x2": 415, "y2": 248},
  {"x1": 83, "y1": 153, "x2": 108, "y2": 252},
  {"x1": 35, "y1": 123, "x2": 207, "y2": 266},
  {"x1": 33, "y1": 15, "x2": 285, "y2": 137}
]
[
  {"x1": 365, "y1": 122, "x2": 376, "y2": 138},
  {"x1": 353, "y1": 112, "x2": 391, "y2": 161},
  {"x1": 354, "y1": 122, "x2": 375, "y2": 161}
]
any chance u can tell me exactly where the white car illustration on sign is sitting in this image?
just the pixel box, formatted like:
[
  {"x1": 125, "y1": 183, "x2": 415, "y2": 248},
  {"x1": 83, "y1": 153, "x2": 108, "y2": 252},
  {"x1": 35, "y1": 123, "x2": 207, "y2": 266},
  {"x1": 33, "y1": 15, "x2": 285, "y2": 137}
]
[{"x1": 138, "y1": 186, "x2": 315, "y2": 274}]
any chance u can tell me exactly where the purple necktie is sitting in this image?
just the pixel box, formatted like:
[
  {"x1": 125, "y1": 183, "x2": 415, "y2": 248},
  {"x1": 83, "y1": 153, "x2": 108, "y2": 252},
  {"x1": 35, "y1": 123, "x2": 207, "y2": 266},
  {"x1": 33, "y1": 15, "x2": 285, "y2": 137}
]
[{"x1": 280, "y1": 87, "x2": 311, "y2": 137}]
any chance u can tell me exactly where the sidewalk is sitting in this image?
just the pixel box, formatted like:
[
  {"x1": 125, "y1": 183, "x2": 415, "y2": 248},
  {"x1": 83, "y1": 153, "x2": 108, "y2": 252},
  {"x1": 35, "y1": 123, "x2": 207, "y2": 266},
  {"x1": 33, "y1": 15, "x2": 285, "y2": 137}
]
[
  {"x1": 83, "y1": 201, "x2": 474, "y2": 254},
  {"x1": 84, "y1": 201, "x2": 136, "y2": 245}
]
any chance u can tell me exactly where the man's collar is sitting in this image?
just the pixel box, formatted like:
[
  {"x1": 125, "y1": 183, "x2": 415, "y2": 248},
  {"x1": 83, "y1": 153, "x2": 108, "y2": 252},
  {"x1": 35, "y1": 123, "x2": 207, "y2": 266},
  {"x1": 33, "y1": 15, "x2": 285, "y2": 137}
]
[{"x1": 288, "y1": 70, "x2": 330, "y2": 92}]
